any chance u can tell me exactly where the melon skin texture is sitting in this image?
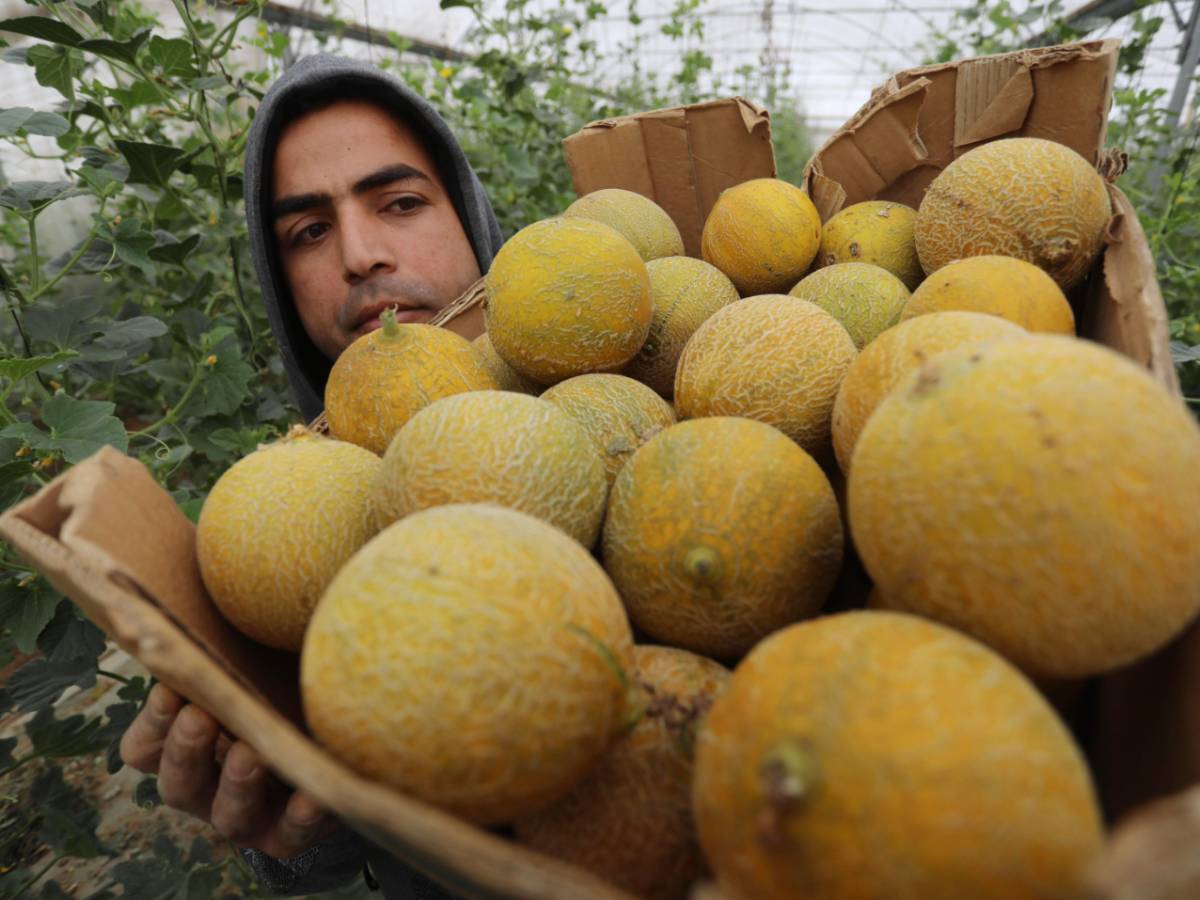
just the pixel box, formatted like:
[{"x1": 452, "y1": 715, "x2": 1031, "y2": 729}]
[
  {"x1": 817, "y1": 200, "x2": 922, "y2": 290},
  {"x1": 602, "y1": 417, "x2": 843, "y2": 660},
  {"x1": 514, "y1": 645, "x2": 730, "y2": 900},
  {"x1": 693, "y1": 611, "x2": 1105, "y2": 900},
  {"x1": 902, "y1": 254, "x2": 1075, "y2": 335},
  {"x1": 848, "y1": 334, "x2": 1200, "y2": 680},
  {"x1": 301, "y1": 503, "x2": 635, "y2": 826},
  {"x1": 325, "y1": 321, "x2": 499, "y2": 456},
  {"x1": 788, "y1": 261, "x2": 911, "y2": 349},
  {"x1": 701, "y1": 178, "x2": 822, "y2": 296},
  {"x1": 831, "y1": 311, "x2": 1027, "y2": 473},
  {"x1": 374, "y1": 390, "x2": 608, "y2": 548},
  {"x1": 622, "y1": 256, "x2": 740, "y2": 399},
  {"x1": 563, "y1": 188, "x2": 685, "y2": 261},
  {"x1": 473, "y1": 332, "x2": 541, "y2": 395},
  {"x1": 197, "y1": 431, "x2": 382, "y2": 652},
  {"x1": 674, "y1": 294, "x2": 857, "y2": 458},
  {"x1": 484, "y1": 216, "x2": 652, "y2": 385},
  {"x1": 914, "y1": 137, "x2": 1112, "y2": 290},
  {"x1": 540, "y1": 373, "x2": 677, "y2": 490}
]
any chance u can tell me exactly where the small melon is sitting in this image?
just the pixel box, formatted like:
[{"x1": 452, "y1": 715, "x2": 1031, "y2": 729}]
[
  {"x1": 563, "y1": 188, "x2": 685, "y2": 261},
  {"x1": 817, "y1": 200, "x2": 922, "y2": 289},
  {"x1": 788, "y1": 262, "x2": 910, "y2": 349}
]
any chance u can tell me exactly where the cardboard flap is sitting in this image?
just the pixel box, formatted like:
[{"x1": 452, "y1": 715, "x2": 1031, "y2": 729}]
[{"x1": 955, "y1": 58, "x2": 1034, "y2": 147}]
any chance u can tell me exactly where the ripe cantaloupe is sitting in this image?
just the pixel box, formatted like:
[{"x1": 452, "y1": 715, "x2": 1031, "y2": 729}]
[
  {"x1": 831, "y1": 311, "x2": 1026, "y2": 473},
  {"x1": 817, "y1": 200, "x2": 922, "y2": 290},
  {"x1": 915, "y1": 137, "x2": 1111, "y2": 290},
  {"x1": 701, "y1": 178, "x2": 822, "y2": 295},
  {"x1": 848, "y1": 335, "x2": 1200, "y2": 679},
  {"x1": 602, "y1": 417, "x2": 843, "y2": 660},
  {"x1": 622, "y1": 256, "x2": 740, "y2": 399},
  {"x1": 902, "y1": 255, "x2": 1075, "y2": 334},
  {"x1": 197, "y1": 427, "x2": 381, "y2": 652},
  {"x1": 325, "y1": 312, "x2": 498, "y2": 455},
  {"x1": 514, "y1": 645, "x2": 730, "y2": 900},
  {"x1": 540, "y1": 374, "x2": 677, "y2": 490},
  {"x1": 563, "y1": 188, "x2": 685, "y2": 261},
  {"x1": 788, "y1": 262, "x2": 910, "y2": 349},
  {"x1": 485, "y1": 217, "x2": 652, "y2": 385},
  {"x1": 374, "y1": 391, "x2": 607, "y2": 547},
  {"x1": 301, "y1": 503, "x2": 635, "y2": 825},
  {"x1": 473, "y1": 332, "x2": 540, "y2": 395},
  {"x1": 692, "y1": 611, "x2": 1105, "y2": 900},
  {"x1": 674, "y1": 295, "x2": 857, "y2": 458}
]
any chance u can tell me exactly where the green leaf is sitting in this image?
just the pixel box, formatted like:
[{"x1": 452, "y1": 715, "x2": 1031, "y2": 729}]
[
  {"x1": 0, "y1": 16, "x2": 84, "y2": 47},
  {"x1": 23, "y1": 295, "x2": 107, "y2": 348},
  {"x1": 0, "y1": 575, "x2": 60, "y2": 653},
  {"x1": 93, "y1": 316, "x2": 168, "y2": 350},
  {"x1": 2, "y1": 45, "x2": 29, "y2": 65},
  {"x1": 147, "y1": 35, "x2": 196, "y2": 77},
  {"x1": 27, "y1": 44, "x2": 82, "y2": 102},
  {"x1": 108, "y1": 217, "x2": 156, "y2": 277},
  {"x1": 107, "y1": 835, "x2": 185, "y2": 897},
  {"x1": 9, "y1": 656, "x2": 96, "y2": 711},
  {"x1": 100, "y1": 700, "x2": 138, "y2": 773},
  {"x1": 184, "y1": 347, "x2": 255, "y2": 419},
  {"x1": 1171, "y1": 340, "x2": 1200, "y2": 364},
  {"x1": 148, "y1": 231, "x2": 200, "y2": 264},
  {"x1": 0, "y1": 350, "x2": 79, "y2": 383},
  {"x1": 0, "y1": 735, "x2": 16, "y2": 769},
  {"x1": 0, "y1": 179, "x2": 83, "y2": 214},
  {"x1": 78, "y1": 28, "x2": 150, "y2": 65},
  {"x1": 109, "y1": 78, "x2": 161, "y2": 111},
  {"x1": 38, "y1": 599, "x2": 105, "y2": 663},
  {"x1": 31, "y1": 763, "x2": 108, "y2": 859},
  {"x1": 134, "y1": 775, "x2": 161, "y2": 808},
  {"x1": 114, "y1": 139, "x2": 187, "y2": 188},
  {"x1": 47, "y1": 234, "x2": 117, "y2": 274},
  {"x1": 187, "y1": 74, "x2": 226, "y2": 91},
  {"x1": 0, "y1": 459, "x2": 34, "y2": 508},
  {"x1": 0, "y1": 106, "x2": 70, "y2": 137},
  {"x1": 440, "y1": 0, "x2": 480, "y2": 8},
  {"x1": 39, "y1": 393, "x2": 129, "y2": 463}
]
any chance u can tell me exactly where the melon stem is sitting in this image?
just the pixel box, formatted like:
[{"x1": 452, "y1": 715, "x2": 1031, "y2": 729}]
[
  {"x1": 380, "y1": 306, "x2": 401, "y2": 338},
  {"x1": 684, "y1": 546, "x2": 722, "y2": 583},
  {"x1": 756, "y1": 738, "x2": 820, "y2": 850}
]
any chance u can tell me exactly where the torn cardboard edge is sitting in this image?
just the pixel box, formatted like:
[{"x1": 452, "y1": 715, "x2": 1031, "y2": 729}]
[
  {"x1": 0, "y1": 447, "x2": 638, "y2": 900},
  {"x1": 564, "y1": 96, "x2": 776, "y2": 257}
]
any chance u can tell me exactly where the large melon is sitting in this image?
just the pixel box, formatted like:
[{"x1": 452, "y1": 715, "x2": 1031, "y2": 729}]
[
  {"x1": 788, "y1": 262, "x2": 910, "y2": 349},
  {"x1": 301, "y1": 504, "x2": 636, "y2": 825},
  {"x1": 693, "y1": 611, "x2": 1105, "y2": 899},
  {"x1": 914, "y1": 137, "x2": 1111, "y2": 290},
  {"x1": 473, "y1": 332, "x2": 541, "y2": 395},
  {"x1": 816, "y1": 200, "x2": 922, "y2": 289},
  {"x1": 848, "y1": 335, "x2": 1200, "y2": 679},
  {"x1": 563, "y1": 188, "x2": 685, "y2": 261}
]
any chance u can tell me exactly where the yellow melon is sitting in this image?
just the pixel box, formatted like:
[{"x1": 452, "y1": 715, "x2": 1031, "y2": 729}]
[
  {"x1": 196, "y1": 427, "x2": 381, "y2": 652},
  {"x1": 602, "y1": 417, "x2": 843, "y2": 660},
  {"x1": 915, "y1": 137, "x2": 1111, "y2": 290},
  {"x1": 374, "y1": 390, "x2": 607, "y2": 547},
  {"x1": 301, "y1": 503, "x2": 635, "y2": 825},
  {"x1": 788, "y1": 262, "x2": 910, "y2": 349},
  {"x1": 622, "y1": 256, "x2": 740, "y2": 399},
  {"x1": 674, "y1": 295, "x2": 857, "y2": 459},
  {"x1": 324, "y1": 312, "x2": 498, "y2": 455},
  {"x1": 540, "y1": 373, "x2": 677, "y2": 490},
  {"x1": 848, "y1": 335, "x2": 1200, "y2": 679},
  {"x1": 693, "y1": 611, "x2": 1105, "y2": 900},
  {"x1": 514, "y1": 645, "x2": 730, "y2": 900},
  {"x1": 817, "y1": 200, "x2": 922, "y2": 289},
  {"x1": 831, "y1": 311, "x2": 1027, "y2": 473},
  {"x1": 563, "y1": 188, "x2": 685, "y2": 261},
  {"x1": 473, "y1": 332, "x2": 540, "y2": 395},
  {"x1": 701, "y1": 178, "x2": 822, "y2": 295},
  {"x1": 902, "y1": 254, "x2": 1075, "y2": 334},
  {"x1": 485, "y1": 216, "x2": 652, "y2": 385}
]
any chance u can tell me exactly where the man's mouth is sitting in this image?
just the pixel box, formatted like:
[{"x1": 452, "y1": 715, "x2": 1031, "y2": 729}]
[{"x1": 353, "y1": 301, "x2": 433, "y2": 334}]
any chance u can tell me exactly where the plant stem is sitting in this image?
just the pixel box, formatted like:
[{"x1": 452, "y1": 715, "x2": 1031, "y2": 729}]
[
  {"x1": 0, "y1": 752, "x2": 41, "y2": 781},
  {"x1": 127, "y1": 365, "x2": 205, "y2": 439},
  {"x1": 97, "y1": 668, "x2": 133, "y2": 685},
  {"x1": 27, "y1": 218, "x2": 40, "y2": 295},
  {"x1": 11, "y1": 851, "x2": 62, "y2": 900},
  {"x1": 29, "y1": 200, "x2": 109, "y2": 302}
]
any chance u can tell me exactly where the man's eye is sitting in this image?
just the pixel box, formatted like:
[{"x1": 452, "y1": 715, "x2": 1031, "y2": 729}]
[
  {"x1": 388, "y1": 196, "x2": 425, "y2": 213},
  {"x1": 294, "y1": 222, "x2": 328, "y2": 246}
]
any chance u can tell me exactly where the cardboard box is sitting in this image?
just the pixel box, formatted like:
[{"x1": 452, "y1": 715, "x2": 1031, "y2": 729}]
[
  {"x1": 564, "y1": 97, "x2": 776, "y2": 257},
  {"x1": 2, "y1": 40, "x2": 1194, "y2": 900}
]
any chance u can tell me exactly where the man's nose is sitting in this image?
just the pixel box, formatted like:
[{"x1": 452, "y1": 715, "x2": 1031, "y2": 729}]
[{"x1": 339, "y1": 205, "x2": 396, "y2": 283}]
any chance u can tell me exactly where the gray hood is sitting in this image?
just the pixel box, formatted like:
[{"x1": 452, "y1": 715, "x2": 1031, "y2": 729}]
[{"x1": 243, "y1": 54, "x2": 504, "y2": 422}]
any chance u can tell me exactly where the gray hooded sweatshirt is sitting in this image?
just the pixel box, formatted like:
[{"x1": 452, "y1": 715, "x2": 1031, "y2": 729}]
[{"x1": 240, "y1": 53, "x2": 505, "y2": 898}]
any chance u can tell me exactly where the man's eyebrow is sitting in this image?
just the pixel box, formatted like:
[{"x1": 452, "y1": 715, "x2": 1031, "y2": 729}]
[{"x1": 271, "y1": 164, "x2": 435, "y2": 221}]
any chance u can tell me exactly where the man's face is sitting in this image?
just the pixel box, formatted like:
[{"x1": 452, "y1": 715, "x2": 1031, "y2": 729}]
[{"x1": 271, "y1": 99, "x2": 483, "y2": 361}]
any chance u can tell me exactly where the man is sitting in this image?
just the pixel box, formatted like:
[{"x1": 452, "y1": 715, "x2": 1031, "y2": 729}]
[{"x1": 120, "y1": 54, "x2": 506, "y2": 898}]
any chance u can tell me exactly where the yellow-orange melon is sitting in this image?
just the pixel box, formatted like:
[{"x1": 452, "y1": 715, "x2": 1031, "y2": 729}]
[
  {"x1": 197, "y1": 427, "x2": 381, "y2": 652},
  {"x1": 602, "y1": 417, "x2": 843, "y2": 660},
  {"x1": 485, "y1": 217, "x2": 652, "y2": 385},
  {"x1": 914, "y1": 137, "x2": 1111, "y2": 289},
  {"x1": 473, "y1": 332, "x2": 540, "y2": 394},
  {"x1": 817, "y1": 200, "x2": 922, "y2": 289},
  {"x1": 514, "y1": 645, "x2": 730, "y2": 900},
  {"x1": 674, "y1": 295, "x2": 856, "y2": 458},
  {"x1": 301, "y1": 503, "x2": 635, "y2": 825},
  {"x1": 540, "y1": 374, "x2": 677, "y2": 489},
  {"x1": 374, "y1": 390, "x2": 607, "y2": 547},
  {"x1": 324, "y1": 314, "x2": 498, "y2": 455},
  {"x1": 693, "y1": 611, "x2": 1105, "y2": 900},
  {"x1": 788, "y1": 262, "x2": 910, "y2": 349},
  {"x1": 902, "y1": 255, "x2": 1075, "y2": 334},
  {"x1": 622, "y1": 256, "x2": 740, "y2": 399},
  {"x1": 831, "y1": 311, "x2": 1026, "y2": 473},
  {"x1": 563, "y1": 188, "x2": 685, "y2": 261},
  {"x1": 701, "y1": 178, "x2": 821, "y2": 295},
  {"x1": 848, "y1": 335, "x2": 1200, "y2": 679}
]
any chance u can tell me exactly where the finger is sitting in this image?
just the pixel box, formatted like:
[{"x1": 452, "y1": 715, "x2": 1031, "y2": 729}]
[
  {"x1": 209, "y1": 743, "x2": 273, "y2": 845},
  {"x1": 256, "y1": 790, "x2": 336, "y2": 859},
  {"x1": 157, "y1": 705, "x2": 221, "y2": 819},
  {"x1": 118, "y1": 684, "x2": 184, "y2": 773},
  {"x1": 214, "y1": 732, "x2": 234, "y2": 768}
]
